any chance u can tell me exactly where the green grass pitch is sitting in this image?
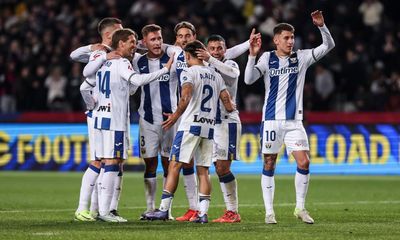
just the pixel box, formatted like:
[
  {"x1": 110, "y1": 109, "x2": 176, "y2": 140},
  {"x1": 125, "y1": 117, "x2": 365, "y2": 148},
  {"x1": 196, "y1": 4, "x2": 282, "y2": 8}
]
[{"x1": 0, "y1": 172, "x2": 399, "y2": 239}]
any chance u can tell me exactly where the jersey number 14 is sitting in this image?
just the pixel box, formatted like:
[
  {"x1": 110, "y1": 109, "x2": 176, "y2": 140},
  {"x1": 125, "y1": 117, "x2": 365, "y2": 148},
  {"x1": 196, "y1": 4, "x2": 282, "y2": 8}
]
[{"x1": 97, "y1": 71, "x2": 111, "y2": 98}]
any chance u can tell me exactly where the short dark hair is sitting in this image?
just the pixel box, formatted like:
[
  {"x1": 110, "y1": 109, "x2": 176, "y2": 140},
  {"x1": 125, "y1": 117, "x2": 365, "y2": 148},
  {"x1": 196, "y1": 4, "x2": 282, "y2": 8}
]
[
  {"x1": 183, "y1": 40, "x2": 206, "y2": 58},
  {"x1": 98, "y1": 17, "x2": 122, "y2": 35},
  {"x1": 206, "y1": 34, "x2": 225, "y2": 44},
  {"x1": 273, "y1": 23, "x2": 295, "y2": 35},
  {"x1": 174, "y1": 21, "x2": 196, "y2": 35},
  {"x1": 111, "y1": 28, "x2": 137, "y2": 49},
  {"x1": 141, "y1": 24, "x2": 162, "y2": 38}
]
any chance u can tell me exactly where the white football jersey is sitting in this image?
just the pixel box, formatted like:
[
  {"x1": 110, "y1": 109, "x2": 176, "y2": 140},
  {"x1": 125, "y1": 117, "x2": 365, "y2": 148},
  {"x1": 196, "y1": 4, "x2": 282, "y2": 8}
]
[
  {"x1": 90, "y1": 58, "x2": 135, "y2": 131},
  {"x1": 134, "y1": 52, "x2": 178, "y2": 125},
  {"x1": 209, "y1": 59, "x2": 240, "y2": 124},
  {"x1": 246, "y1": 25, "x2": 335, "y2": 120},
  {"x1": 178, "y1": 65, "x2": 226, "y2": 139}
]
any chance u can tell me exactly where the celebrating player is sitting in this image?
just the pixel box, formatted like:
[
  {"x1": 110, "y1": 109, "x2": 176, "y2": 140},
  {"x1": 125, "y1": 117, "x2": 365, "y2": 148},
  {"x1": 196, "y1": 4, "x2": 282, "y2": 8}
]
[
  {"x1": 244, "y1": 10, "x2": 335, "y2": 224},
  {"x1": 134, "y1": 24, "x2": 178, "y2": 220},
  {"x1": 80, "y1": 28, "x2": 174, "y2": 222},
  {"x1": 72, "y1": 17, "x2": 122, "y2": 222},
  {"x1": 143, "y1": 40, "x2": 235, "y2": 223}
]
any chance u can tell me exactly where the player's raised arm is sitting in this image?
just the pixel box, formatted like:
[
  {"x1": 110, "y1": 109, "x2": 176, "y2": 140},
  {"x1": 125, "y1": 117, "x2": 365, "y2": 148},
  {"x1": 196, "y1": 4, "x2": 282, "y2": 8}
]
[
  {"x1": 225, "y1": 28, "x2": 261, "y2": 59},
  {"x1": 196, "y1": 48, "x2": 240, "y2": 81},
  {"x1": 244, "y1": 35, "x2": 264, "y2": 85},
  {"x1": 309, "y1": 10, "x2": 335, "y2": 62}
]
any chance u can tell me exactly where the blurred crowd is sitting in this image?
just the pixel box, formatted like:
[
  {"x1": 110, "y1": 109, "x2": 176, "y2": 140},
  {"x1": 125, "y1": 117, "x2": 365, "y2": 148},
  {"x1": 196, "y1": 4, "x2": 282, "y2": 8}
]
[{"x1": 0, "y1": 0, "x2": 399, "y2": 113}]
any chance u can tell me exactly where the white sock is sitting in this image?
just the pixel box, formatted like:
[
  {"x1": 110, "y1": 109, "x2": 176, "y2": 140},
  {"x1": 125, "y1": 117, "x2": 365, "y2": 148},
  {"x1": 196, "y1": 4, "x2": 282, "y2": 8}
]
[
  {"x1": 261, "y1": 170, "x2": 275, "y2": 215},
  {"x1": 144, "y1": 173, "x2": 157, "y2": 211},
  {"x1": 97, "y1": 164, "x2": 105, "y2": 206},
  {"x1": 183, "y1": 169, "x2": 198, "y2": 210},
  {"x1": 159, "y1": 190, "x2": 173, "y2": 212},
  {"x1": 295, "y1": 168, "x2": 310, "y2": 210},
  {"x1": 99, "y1": 165, "x2": 119, "y2": 216},
  {"x1": 110, "y1": 172, "x2": 122, "y2": 211},
  {"x1": 198, "y1": 193, "x2": 211, "y2": 217},
  {"x1": 77, "y1": 165, "x2": 100, "y2": 212},
  {"x1": 89, "y1": 179, "x2": 99, "y2": 213},
  {"x1": 219, "y1": 172, "x2": 238, "y2": 212}
]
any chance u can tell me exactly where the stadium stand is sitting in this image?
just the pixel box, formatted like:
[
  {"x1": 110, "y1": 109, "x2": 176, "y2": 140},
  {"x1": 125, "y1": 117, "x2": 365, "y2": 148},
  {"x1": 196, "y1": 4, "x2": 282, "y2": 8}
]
[{"x1": 0, "y1": 0, "x2": 399, "y2": 114}]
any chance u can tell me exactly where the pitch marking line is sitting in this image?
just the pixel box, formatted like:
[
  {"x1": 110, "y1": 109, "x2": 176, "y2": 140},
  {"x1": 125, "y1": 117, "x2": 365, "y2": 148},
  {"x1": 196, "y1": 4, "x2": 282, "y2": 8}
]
[{"x1": 0, "y1": 200, "x2": 399, "y2": 213}]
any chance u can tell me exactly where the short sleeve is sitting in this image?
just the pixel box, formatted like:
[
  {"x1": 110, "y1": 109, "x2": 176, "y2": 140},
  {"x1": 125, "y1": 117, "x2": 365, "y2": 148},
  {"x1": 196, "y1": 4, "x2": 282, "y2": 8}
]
[
  {"x1": 180, "y1": 69, "x2": 194, "y2": 86},
  {"x1": 119, "y1": 58, "x2": 137, "y2": 81}
]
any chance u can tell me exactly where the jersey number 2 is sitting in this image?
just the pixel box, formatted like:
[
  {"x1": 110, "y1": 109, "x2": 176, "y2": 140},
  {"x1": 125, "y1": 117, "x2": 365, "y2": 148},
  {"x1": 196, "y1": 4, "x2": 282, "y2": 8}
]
[
  {"x1": 97, "y1": 71, "x2": 111, "y2": 98},
  {"x1": 200, "y1": 85, "x2": 213, "y2": 112}
]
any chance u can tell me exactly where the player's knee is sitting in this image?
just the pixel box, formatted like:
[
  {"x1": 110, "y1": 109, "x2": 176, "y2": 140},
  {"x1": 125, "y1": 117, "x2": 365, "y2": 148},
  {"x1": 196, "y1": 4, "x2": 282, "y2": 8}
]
[
  {"x1": 263, "y1": 154, "x2": 277, "y2": 170},
  {"x1": 297, "y1": 158, "x2": 310, "y2": 169},
  {"x1": 144, "y1": 157, "x2": 158, "y2": 173},
  {"x1": 91, "y1": 160, "x2": 101, "y2": 169},
  {"x1": 214, "y1": 161, "x2": 231, "y2": 176}
]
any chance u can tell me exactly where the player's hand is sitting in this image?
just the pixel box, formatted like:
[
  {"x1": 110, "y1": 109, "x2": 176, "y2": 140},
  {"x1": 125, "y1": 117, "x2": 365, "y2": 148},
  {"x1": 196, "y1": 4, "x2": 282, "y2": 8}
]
[
  {"x1": 90, "y1": 43, "x2": 106, "y2": 51},
  {"x1": 162, "y1": 112, "x2": 177, "y2": 130},
  {"x1": 165, "y1": 53, "x2": 175, "y2": 70},
  {"x1": 196, "y1": 49, "x2": 211, "y2": 62},
  {"x1": 249, "y1": 32, "x2": 262, "y2": 56},
  {"x1": 311, "y1": 10, "x2": 324, "y2": 27},
  {"x1": 249, "y1": 28, "x2": 261, "y2": 43},
  {"x1": 106, "y1": 51, "x2": 121, "y2": 60}
]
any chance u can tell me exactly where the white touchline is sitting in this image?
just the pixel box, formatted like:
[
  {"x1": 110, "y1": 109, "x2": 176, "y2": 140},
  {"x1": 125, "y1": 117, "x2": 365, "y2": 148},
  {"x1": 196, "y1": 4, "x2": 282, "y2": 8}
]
[{"x1": 0, "y1": 200, "x2": 399, "y2": 214}]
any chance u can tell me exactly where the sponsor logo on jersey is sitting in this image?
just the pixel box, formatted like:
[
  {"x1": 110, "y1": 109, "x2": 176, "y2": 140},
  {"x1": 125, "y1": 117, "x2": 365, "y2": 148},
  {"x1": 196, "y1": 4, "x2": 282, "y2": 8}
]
[
  {"x1": 176, "y1": 61, "x2": 187, "y2": 69},
  {"x1": 157, "y1": 74, "x2": 170, "y2": 82},
  {"x1": 104, "y1": 61, "x2": 112, "y2": 67},
  {"x1": 97, "y1": 103, "x2": 111, "y2": 112},
  {"x1": 193, "y1": 115, "x2": 215, "y2": 125},
  {"x1": 269, "y1": 66, "x2": 299, "y2": 77}
]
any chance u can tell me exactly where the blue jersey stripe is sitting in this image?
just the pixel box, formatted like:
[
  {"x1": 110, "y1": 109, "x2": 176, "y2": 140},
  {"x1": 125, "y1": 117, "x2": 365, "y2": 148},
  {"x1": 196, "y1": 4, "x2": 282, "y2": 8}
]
[
  {"x1": 101, "y1": 117, "x2": 111, "y2": 130},
  {"x1": 286, "y1": 53, "x2": 298, "y2": 119},
  {"x1": 137, "y1": 55, "x2": 153, "y2": 124},
  {"x1": 176, "y1": 51, "x2": 186, "y2": 96},
  {"x1": 189, "y1": 126, "x2": 201, "y2": 136},
  {"x1": 170, "y1": 131, "x2": 184, "y2": 162},
  {"x1": 159, "y1": 53, "x2": 172, "y2": 121},
  {"x1": 228, "y1": 123, "x2": 237, "y2": 160},
  {"x1": 265, "y1": 52, "x2": 279, "y2": 120},
  {"x1": 114, "y1": 130, "x2": 124, "y2": 159},
  {"x1": 215, "y1": 100, "x2": 221, "y2": 124}
]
